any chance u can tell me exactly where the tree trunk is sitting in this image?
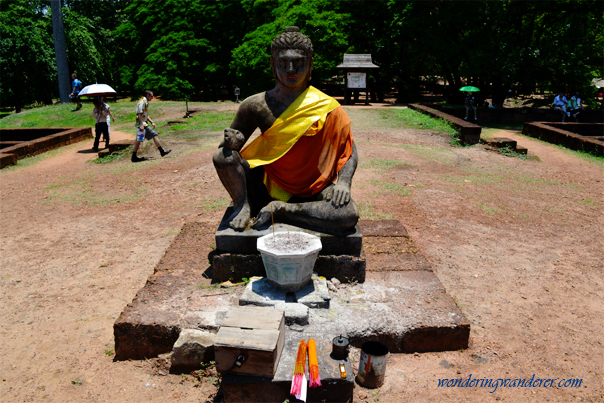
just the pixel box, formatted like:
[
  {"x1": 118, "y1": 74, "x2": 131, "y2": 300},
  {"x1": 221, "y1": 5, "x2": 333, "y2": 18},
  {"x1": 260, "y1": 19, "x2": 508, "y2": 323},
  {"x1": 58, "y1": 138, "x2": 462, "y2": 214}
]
[{"x1": 51, "y1": 0, "x2": 71, "y2": 104}]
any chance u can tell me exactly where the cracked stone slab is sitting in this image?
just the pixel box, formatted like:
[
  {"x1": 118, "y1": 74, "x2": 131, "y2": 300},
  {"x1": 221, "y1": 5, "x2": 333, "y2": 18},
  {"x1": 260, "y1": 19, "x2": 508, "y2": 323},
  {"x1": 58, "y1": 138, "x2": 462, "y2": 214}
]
[{"x1": 239, "y1": 274, "x2": 331, "y2": 309}]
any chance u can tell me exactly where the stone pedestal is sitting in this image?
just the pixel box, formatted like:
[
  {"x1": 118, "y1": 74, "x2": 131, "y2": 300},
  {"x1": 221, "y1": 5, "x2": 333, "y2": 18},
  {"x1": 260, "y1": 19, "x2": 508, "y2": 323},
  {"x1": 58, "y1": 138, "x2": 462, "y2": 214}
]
[{"x1": 216, "y1": 206, "x2": 363, "y2": 256}]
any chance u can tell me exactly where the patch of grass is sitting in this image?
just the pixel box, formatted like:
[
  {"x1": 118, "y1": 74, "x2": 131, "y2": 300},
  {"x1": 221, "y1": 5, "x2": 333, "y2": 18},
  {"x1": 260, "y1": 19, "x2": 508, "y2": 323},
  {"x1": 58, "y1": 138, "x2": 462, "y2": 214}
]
[
  {"x1": 197, "y1": 197, "x2": 229, "y2": 213},
  {"x1": 71, "y1": 379, "x2": 82, "y2": 387},
  {"x1": 392, "y1": 109, "x2": 458, "y2": 135},
  {"x1": 375, "y1": 142, "x2": 458, "y2": 164},
  {"x1": 42, "y1": 181, "x2": 147, "y2": 206},
  {"x1": 165, "y1": 228, "x2": 181, "y2": 237},
  {"x1": 370, "y1": 179, "x2": 413, "y2": 196},
  {"x1": 109, "y1": 158, "x2": 162, "y2": 174},
  {"x1": 359, "y1": 158, "x2": 407, "y2": 170},
  {"x1": 475, "y1": 202, "x2": 501, "y2": 215},
  {"x1": 103, "y1": 349, "x2": 115, "y2": 356},
  {"x1": 498, "y1": 145, "x2": 538, "y2": 160},
  {"x1": 0, "y1": 99, "x2": 222, "y2": 132},
  {"x1": 94, "y1": 147, "x2": 131, "y2": 164},
  {"x1": 581, "y1": 198, "x2": 598, "y2": 206},
  {"x1": 165, "y1": 111, "x2": 236, "y2": 133},
  {"x1": 358, "y1": 201, "x2": 393, "y2": 220}
]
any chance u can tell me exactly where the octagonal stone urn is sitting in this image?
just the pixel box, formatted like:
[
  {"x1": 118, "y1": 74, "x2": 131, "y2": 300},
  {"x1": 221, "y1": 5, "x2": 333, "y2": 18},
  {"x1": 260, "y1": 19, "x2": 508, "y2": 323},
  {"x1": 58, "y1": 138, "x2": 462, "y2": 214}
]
[{"x1": 257, "y1": 231, "x2": 322, "y2": 292}]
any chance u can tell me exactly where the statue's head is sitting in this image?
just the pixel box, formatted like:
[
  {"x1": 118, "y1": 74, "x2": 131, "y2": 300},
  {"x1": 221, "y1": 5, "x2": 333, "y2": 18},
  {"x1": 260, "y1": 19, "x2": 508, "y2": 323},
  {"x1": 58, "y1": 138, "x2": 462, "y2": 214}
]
[{"x1": 270, "y1": 26, "x2": 313, "y2": 90}]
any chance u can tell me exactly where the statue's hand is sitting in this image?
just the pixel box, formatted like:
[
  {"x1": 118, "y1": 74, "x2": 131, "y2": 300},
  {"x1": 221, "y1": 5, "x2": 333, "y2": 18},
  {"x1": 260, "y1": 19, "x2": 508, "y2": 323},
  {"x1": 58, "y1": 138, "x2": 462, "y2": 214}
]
[
  {"x1": 251, "y1": 201, "x2": 285, "y2": 229},
  {"x1": 326, "y1": 182, "x2": 351, "y2": 207},
  {"x1": 220, "y1": 128, "x2": 245, "y2": 150}
]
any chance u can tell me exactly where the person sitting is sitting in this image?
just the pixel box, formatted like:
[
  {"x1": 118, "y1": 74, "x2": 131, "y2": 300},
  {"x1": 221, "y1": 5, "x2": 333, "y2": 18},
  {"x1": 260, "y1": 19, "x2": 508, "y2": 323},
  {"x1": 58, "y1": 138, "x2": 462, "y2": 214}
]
[
  {"x1": 212, "y1": 26, "x2": 358, "y2": 233},
  {"x1": 568, "y1": 91, "x2": 584, "y2": 122},
  {"x1": 553, "y1": 91, "x2": 569, "y2": 122}
]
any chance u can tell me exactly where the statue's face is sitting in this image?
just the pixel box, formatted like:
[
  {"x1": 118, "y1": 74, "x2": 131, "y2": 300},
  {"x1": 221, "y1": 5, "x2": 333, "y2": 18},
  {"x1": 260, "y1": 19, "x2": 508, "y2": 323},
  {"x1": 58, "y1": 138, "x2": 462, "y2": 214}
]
[{"x1": 272, "y1": 49, "x2": 312, "y2": 90}]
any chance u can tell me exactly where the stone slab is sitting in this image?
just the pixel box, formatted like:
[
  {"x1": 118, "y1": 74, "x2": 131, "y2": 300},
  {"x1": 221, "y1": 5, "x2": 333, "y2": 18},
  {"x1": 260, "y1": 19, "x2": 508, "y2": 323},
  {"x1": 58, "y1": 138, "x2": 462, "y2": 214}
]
[
  {"x1": 216, "y1": 206, "x2": 363, "y2": 256},
  {"x1": 212, "y1": 252, "x2": 366, "y2": 284},
  {"x1": 115, "y1": 220, "x2": 469, "y2": 362},
  {"x1": 239, "y1": 274, "x2": 331, "y2": 309},
  {"x1": 222, "y1": 323, "x2": 353, "y2": 403}
]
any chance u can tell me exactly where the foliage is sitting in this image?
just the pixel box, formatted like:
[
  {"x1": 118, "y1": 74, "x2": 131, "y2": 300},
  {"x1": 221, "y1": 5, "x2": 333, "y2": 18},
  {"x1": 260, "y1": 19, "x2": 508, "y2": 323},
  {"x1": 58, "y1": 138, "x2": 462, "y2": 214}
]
[
  {"x1": 0, "y1": 0, "x2": 57, "y2": 111},
  {"x1": 232, "y1": 0, "x2": 351, "y2": 96},
  {"x1": 1, "y1": 0, "x2": 602, "y2": 108}
]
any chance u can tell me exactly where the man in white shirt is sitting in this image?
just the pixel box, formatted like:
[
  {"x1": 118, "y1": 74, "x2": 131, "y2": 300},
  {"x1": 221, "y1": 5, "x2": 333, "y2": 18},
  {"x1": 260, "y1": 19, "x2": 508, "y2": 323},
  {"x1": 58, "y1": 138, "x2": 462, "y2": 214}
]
[{"x1": 132, "y1": 90, "x2": 171, "y2": 162}]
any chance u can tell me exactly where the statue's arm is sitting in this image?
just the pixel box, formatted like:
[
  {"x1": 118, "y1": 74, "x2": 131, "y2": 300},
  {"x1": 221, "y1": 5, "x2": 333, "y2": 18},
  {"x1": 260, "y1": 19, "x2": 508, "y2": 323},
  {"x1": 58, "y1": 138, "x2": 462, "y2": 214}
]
[{"x1": 327, "y1": 142, "x2": 358, "y2": 206}]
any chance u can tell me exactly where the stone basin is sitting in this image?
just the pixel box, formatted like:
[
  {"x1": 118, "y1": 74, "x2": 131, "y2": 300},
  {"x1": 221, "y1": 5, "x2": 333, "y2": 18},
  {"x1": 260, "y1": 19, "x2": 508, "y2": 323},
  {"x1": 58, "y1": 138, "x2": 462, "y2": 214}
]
[{"x1": 257, "y1": 232, "x2": 322, "y2": 292}]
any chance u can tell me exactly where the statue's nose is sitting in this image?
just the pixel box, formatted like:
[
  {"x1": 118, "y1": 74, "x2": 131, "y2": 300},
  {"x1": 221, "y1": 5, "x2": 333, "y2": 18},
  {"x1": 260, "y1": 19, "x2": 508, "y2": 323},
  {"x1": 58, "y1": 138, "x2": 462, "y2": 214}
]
[{"x1": 287, "y1": 61, "x2": 295, "y2": 72}]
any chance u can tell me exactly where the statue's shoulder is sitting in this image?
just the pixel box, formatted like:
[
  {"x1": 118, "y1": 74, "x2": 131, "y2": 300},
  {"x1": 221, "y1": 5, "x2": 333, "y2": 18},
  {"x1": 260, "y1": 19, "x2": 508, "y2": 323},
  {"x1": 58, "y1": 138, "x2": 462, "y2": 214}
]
[{"x1": 239, "y1": 92, "x2": 268, "y2": 114}]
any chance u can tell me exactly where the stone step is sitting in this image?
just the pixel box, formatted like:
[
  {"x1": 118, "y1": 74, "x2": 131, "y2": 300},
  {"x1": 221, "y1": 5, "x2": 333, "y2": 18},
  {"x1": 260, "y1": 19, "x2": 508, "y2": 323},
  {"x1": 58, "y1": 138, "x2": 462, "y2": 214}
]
[
  {"x1": 484, "y1": 137, "x2": 518, "y2": 149},
  {"x1": 114, "y1": 221, "x2": 470, "y2": 361},
  {"x1": 108, "y1": 140, "x2": 133, "y2": 153}
]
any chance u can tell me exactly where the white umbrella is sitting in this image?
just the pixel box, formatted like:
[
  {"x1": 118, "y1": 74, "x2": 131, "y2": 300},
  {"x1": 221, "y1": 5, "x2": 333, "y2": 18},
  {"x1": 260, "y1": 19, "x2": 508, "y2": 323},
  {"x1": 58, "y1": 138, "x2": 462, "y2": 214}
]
[{"x1": 79, "y1": 83, "x2": 117, "y2": 97}]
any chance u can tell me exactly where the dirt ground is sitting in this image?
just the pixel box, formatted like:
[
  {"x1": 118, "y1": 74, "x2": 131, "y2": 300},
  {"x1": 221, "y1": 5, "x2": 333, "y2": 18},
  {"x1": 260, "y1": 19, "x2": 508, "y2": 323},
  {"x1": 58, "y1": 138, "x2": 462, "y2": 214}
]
[{"x1": 1, "y1": 104, "x2": 602, "y2": 403}]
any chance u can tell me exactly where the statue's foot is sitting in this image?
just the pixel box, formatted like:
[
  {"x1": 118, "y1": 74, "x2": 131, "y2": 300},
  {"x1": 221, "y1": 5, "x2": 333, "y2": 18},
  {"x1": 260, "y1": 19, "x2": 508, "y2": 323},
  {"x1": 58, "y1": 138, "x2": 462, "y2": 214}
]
[
  {"x1": 228, "y1": 204, "x2": 251, "y2": 231},
  {"x1": 251, "y1": 201, "x2": 285, "y2": 229}
]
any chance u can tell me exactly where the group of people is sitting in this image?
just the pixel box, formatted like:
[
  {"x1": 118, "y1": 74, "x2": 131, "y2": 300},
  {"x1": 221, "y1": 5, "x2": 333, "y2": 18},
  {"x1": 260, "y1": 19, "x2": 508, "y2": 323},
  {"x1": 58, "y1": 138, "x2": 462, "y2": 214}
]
[
  {"x1": 71, "y1": 72, "x2": 171, "y2": 162},
  {"x1": 553, "y1": 91, "x2": 584, "y2": 122}
]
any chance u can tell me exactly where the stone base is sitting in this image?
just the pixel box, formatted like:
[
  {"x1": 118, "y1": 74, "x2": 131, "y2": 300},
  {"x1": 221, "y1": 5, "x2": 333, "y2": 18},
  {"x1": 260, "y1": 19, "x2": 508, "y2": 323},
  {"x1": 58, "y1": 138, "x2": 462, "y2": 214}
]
[
  {"x1": 114, "y1": 221, "x2": 469, "y2": 362},
  {"x1": 239, "y1": 274, "x2": 331, "y2": 309},
  {"x1": 215, "y1": 206, "x2": 363, "y2": 255},
  {"x1": 222, "y1": 323, "x2": 353, "y2": 403},
  {"x1": 212, "y1": 252, "x2": 366, "y2": 284}
]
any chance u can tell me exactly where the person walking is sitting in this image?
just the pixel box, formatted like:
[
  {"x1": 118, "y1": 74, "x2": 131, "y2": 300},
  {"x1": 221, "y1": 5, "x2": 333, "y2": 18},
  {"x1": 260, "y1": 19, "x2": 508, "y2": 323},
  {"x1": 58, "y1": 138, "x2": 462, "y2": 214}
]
[
  {"x1": 131, "y1": 90, "x2": 171, "y2": 162},
  {"x1": 91, "y1": 98, "x2": 112, "y2": 151},
  {"x1": 553, "y1": 91, "x2": 569, "y2": 122},
  {"x1": 70, "y1": 73, "x2": 83, "y2": 110}
]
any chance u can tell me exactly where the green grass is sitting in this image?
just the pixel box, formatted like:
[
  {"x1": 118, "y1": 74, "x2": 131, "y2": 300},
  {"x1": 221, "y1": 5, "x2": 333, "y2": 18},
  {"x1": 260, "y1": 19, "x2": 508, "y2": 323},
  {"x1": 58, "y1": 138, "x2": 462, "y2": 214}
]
[
  {"x1": 370, "y1": 179, "x2": 413, "y2": 196},
  {"x1": 344, "y1": 108, "x2": 457, "y2": 135},
  {"x1": 165, "y1": 111, "x2": 236, "y2": 133},
  {"x1": 581, "y1": 198, "x2": 599, "y2": 206},
  {"x1": 0, "y1": 99, "x2": 223, "y2": 131},
  {"x1": 392, "y1": 108, "x2": 458, "y2": 135},
  {"x1": 358, "y1": 201, "x2": 393, "y2": 220},
  {"x1": 195, "y1": 197, "x2": 230, "y2": 213},
  {"x1": 359, "y1": 158, "x2": 408, "y2": 170}
]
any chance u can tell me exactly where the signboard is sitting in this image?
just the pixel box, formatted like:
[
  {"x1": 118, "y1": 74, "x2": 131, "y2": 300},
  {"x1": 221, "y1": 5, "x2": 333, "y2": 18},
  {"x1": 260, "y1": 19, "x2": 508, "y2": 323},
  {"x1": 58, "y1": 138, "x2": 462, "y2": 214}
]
[{"x1": 347, "y1": 72, "x2": 366, "y2": 89}]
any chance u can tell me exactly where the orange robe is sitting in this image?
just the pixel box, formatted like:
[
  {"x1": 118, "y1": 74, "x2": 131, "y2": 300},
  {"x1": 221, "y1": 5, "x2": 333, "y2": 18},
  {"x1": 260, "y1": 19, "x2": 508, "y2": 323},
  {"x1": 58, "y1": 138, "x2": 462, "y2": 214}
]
[{"x1": 264, "y1": 106, "x2": 353, "y2": 199}]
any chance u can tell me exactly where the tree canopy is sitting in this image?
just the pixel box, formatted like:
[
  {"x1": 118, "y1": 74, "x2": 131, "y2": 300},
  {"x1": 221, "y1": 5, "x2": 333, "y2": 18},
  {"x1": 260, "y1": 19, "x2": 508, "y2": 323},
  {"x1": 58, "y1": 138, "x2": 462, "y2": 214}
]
[{"x1": 1, "y1": 0, "x2": 602, "y2": 110}]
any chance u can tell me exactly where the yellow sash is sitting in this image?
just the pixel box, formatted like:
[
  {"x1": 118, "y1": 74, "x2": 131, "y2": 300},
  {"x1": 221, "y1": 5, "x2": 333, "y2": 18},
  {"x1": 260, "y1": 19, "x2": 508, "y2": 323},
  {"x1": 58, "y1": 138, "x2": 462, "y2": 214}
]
[{"x1": 239, "y1": 86, "x2": 340, "y2": 169}]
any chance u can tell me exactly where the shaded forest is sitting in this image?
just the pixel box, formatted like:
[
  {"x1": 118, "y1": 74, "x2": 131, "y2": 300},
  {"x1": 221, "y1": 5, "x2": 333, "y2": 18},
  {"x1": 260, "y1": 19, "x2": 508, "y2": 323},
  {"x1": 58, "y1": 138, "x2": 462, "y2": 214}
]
[{"x1": 1, "y1": 0, "x2": 602, "y2": 112}]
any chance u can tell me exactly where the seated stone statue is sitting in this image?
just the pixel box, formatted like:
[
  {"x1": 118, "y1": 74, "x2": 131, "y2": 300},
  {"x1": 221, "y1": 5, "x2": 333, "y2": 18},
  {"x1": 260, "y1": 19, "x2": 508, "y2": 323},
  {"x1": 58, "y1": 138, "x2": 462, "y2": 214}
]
[{"x1": 213, "y1": 26, "x2": 359, "y2": 233}]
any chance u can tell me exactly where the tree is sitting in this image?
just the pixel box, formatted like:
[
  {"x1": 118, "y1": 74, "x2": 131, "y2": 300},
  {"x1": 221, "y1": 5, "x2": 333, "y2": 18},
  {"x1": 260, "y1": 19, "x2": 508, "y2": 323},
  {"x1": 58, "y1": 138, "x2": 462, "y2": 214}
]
[
  {"x1": 231, "y1": 0, "x2": 351, "y2": 96},
  {"x1": 0, "y1": 0, "x2": 57, "y2": 112}
]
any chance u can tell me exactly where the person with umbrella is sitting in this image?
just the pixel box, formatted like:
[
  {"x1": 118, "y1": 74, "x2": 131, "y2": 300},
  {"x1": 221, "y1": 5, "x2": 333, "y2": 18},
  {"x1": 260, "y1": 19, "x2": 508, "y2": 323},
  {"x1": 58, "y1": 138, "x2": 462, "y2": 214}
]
[
  {"x1": 131, "y1": 90, "x2": 171, "y2": 162},
  {"x1": 91, "y1": 97, "x2": 114, "y2": 151},
  {"x1": 460, "y1": 86, "x2": 479, "y2": 121}
]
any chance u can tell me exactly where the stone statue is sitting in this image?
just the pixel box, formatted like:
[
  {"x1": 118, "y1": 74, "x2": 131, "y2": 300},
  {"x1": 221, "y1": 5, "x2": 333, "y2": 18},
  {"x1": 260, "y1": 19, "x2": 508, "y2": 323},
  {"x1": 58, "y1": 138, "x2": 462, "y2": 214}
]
[{"x1": 213, "y1": 26, "x2": 359, "y2": 234}]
